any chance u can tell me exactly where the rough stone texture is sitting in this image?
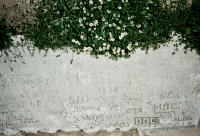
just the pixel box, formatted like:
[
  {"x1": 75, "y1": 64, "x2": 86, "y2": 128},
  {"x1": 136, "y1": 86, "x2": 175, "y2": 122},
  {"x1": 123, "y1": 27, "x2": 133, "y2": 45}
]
[
  {"x1": 0, "y1": 0, "x2": 33, "y2": 27},
  {"x1": 0, "y1": 36, "x2": 200, "y2": 135},
  {"x1": 0, "y1": 128, "x2": 200, "y2": 136}
]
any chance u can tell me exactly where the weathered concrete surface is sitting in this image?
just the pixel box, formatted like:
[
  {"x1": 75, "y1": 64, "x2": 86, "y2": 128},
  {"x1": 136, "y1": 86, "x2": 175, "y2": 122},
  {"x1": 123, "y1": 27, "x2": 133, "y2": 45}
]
[
  {"x1": 0, "y1": 35, "x2": 200, "y2": 135},
  {"x1": 145, "y1": 128, "x2": 200, "y2": 136},
  {"x1": 0, "y1": 128, "x2": 200, "y2": 136}
]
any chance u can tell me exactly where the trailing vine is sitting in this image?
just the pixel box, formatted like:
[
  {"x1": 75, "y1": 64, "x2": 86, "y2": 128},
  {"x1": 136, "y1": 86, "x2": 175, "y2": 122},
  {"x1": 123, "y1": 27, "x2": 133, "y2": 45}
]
[{"x1": 1, "y1": 0, "x2": 200, "y2": 60}]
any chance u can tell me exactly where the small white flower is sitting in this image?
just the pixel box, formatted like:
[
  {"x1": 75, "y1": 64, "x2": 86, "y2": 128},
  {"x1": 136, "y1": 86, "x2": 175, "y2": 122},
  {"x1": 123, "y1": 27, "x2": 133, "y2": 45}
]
[
  {"x1": 118, "y1": 7, "x2": 122, "y2": 9},
  {"x1": 128, "y1": 42, "x2": 132, "y2": 46},
  {"x1": 139, "y1": 30, "x2": 143, "y2": 33},
  {"x1": 103, "y1": 43, "x2": 107, "y2": 46},
  {"x1": 83, "y1": 11, "x2": 86, "y2": 13},
  {"x1": 86, "y1": 50, "x2": 90, "y2": 54},
  {"x1": 75, "y1": 41, "x2": 81, "y2": 45},
  {"x1": 105, "y1": 22, "x2": 108, "y2": 25},
  {"x1": 88, "y1": 47, "x2": 93, "y2": 51},
  {"x1": 112, "y1": 23, "x2": 116, "y2": 26},
  {"x1": 99, "y1": 47, "x2": 103, "y2": 51},
  {"x1": 107, "y1": 44, "x2": 110, "y2": 49},
  {"x1": 118, "y1": 14, "x2": 120, "y2": 17},
  {"x1": 80, "y1": 35, "x2": 84, "y2": 39},
  {"x1": 117, "y1": 47, "x2": 121, "y2": 53},
  {"x1": 99, "y1": 0, "x2": 103, "y2": 4},
  {"x1": 83, "y1": 7, "x2": 86, "y2": 11},
  {"x1": 119, "y1": 36, "x2": 123, "y2": 40},
  {"x1": 105, "y1": 52, "x2": 111, "y2": 57},
  {"x1": 135, "y1": 42, "x2": 139, "y2": 46},
  {"x1": 107, "y1": 10, "x2": 111, "y2": 13},
  {"x1": 72, "y1": 39, "x2": 75, "y2": 43},
  {"x1": 136, "y1": 24, "x2": 141, "y2": 28},
  {"x1": 95, "y1": 35, "x2": 99, "y2": 38},
  {"x1": 154, "y1": 32, "x2": 158, "y2": 36},
  {"x1": 117, "y1": 27, "x2": 121, "y2": 30},
  {"x1": 88, "y1": 28, "x2": 91, "y2": 31},
  {"x1": 127, "y1": 43, "x2": 132, "y2": 50},
  {"x1": 92, "y1": 44, "x2": 95, "y2": 47},
  {"x1": 103, "y1": 47, "x2": 106, "y2": 50},
  {"x1": 113, "y1": 14, "x2": 116, "y2": 17},
  {"x1": 121, "y1": 49, "x2": 125, "y2": 55},
  {"x1": 94, "y1": 28, "x2": 96, "y2": 30},
  {"x1": 146, "y1": 7, "x2": 149, "y2": 10},
  {"x1": 109, "y1": 24, "x2": 112, "y2": 27},
  {"x1": 130, "y1": 21, "x2": 134, "y2": 24},
  {"x1": 89, "y1": 23, "x2": 93, "y2": 26},
  {"x1": 99, "y1": 37, "x2": 102, "y2": 39},
  {"x1": 43, "y1": 9, "x2": 48, "y2": 13},
  {"x1": 98, "y1": 5, "x2": 102, "y2": 9},
  {"x1": 107, "y1": 0, "x2": 110, "y2": 1},
  {"x1": 91, "y1": 14, "x2": 94, "y2": 17},
  {"x1": 127, "y1": 46, "x2": 132, "y2": 51},
  {"x1": 83, "y1": 17, "x2": 86, "y2": 20},
  {"x1": 89, "y1": 0, "x2": 93, "y2": 5},
  {"x1": 102, "y1": 17, "x2": 105, "y2": 21},
  {"x1": 79, "y1": 23, "x2": 83, "y2": 26},
  {"x1": 79, "y1": 18, "x2": 82, "y2": 22},
  {"x1": 94, "y1": 20, "x2": 98, "y2": 25},
  {"x1": 83, "y1": 47, "x2": 88, "y2": 51},
  {"x1": 111, "y1": 38, "x2": 115, "y2": 41}
]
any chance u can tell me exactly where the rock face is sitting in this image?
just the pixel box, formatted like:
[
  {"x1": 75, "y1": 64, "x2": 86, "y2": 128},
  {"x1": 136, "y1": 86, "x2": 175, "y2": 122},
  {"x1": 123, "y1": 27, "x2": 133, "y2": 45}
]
[{"x1": 0, "y1": 36, "x2": 200, "y2": 135}]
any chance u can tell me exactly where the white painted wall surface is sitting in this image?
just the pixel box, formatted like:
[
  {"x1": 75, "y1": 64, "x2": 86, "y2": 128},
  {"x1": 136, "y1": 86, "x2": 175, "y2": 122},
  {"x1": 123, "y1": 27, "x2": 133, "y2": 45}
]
[{"x1": 0, "y1": 35, "x2": 200, "y2": 135}]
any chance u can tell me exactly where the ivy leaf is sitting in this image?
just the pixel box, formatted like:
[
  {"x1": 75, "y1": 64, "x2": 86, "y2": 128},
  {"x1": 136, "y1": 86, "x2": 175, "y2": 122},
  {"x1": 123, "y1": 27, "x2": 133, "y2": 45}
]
[
  {"x1": 72, "y1": 7, "x2": 80, "y2": 10},
  {"x1": 59, "y1": 0, "x2": 68, "y2": 11}
]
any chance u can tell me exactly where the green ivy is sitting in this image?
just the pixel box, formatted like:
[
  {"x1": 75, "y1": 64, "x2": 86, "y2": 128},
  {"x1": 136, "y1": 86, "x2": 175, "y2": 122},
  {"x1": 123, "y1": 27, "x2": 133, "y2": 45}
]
[
  {"x1": 0, "y1": 18, "x2": 16, "y2": 52},
  {"x1": 16, "y1": 0, "x2": 200, "y2": 59},
  {"x1": 174, "y1": 0, "x2": 200, "y2": 55}
]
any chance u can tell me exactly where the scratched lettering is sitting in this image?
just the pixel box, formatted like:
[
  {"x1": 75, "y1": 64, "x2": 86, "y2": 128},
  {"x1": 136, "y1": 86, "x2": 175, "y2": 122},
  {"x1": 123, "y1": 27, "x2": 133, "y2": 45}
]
[
  {"x1": 109, "y1": 101, "x2": 136, "y2": 108},
  {"x1": 134, "y1": 117, "x2": 160, "y2": 125},
  {"x1": 176, "y1": 116, "x2": 193, "y2": 121},
  {"x1": 74, "y1": 114, "x2": 104, "y2": 123},
  {"x1": 98, "y1": 87, "x2": 119, "y2": 94},
  {"x1": 0, "y1": 40, "x2": 200, "y2": 135},
  {"x1": 123, "y1": 93, "x2": 143, "y2": 100},
  {"x1": 126, "y1": 108, "x2": 142, "y2": 113},
  {"x1": 154, "y1": 102, "x2": 180, "y2": 113},
  {"x1": 105, "y1": 122, "x2": 129, "y2": 128},
  {"x1": 68, "y1": 95, "x2": 88, "y2": 104}
]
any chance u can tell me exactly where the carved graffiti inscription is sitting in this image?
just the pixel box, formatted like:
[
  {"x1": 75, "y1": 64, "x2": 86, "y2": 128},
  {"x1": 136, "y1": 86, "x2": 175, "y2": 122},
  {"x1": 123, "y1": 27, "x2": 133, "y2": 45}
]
[{"x1": 0, "y1": 37, "x2": 200, "y2": 135}]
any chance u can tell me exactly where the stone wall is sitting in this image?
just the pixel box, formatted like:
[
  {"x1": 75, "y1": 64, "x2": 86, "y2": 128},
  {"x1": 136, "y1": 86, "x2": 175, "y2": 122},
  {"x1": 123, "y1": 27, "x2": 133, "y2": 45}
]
[{"x1": 0, "y1": 36, "x2": 200, "y2": 135}]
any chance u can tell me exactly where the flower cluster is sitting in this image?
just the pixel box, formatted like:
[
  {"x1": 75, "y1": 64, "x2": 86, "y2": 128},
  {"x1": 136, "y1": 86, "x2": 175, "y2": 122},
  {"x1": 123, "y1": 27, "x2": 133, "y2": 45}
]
[
  {"x1": 64, "y1": 0, "x2": 158, "y2": 59},
  {"x1": 24, "y1": 0, "x2": 190, "y2": 60}
]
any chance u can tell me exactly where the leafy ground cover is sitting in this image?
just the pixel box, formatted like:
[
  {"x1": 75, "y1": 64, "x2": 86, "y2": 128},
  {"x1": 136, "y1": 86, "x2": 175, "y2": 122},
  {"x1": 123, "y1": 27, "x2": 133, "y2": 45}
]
[{"x1": 1, "y1": 0, "x2": 200, "y2": 60}]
